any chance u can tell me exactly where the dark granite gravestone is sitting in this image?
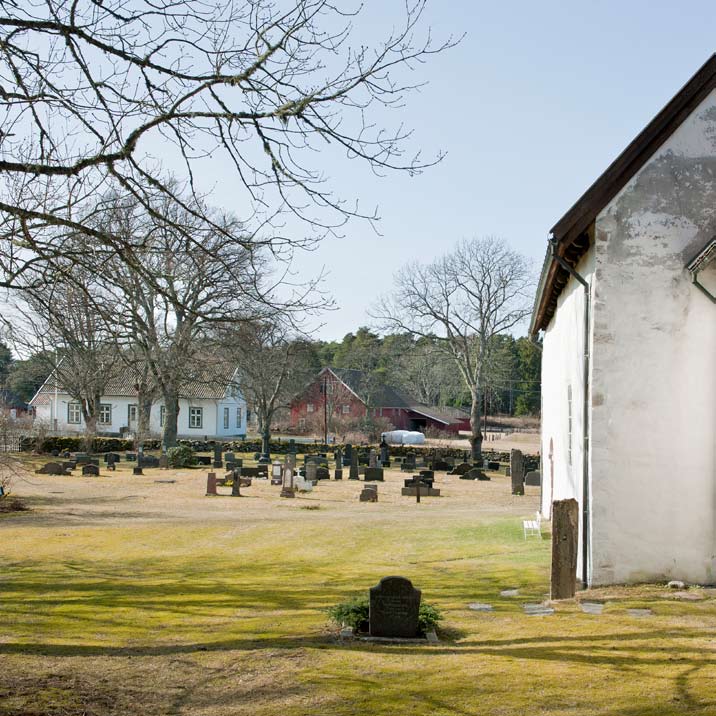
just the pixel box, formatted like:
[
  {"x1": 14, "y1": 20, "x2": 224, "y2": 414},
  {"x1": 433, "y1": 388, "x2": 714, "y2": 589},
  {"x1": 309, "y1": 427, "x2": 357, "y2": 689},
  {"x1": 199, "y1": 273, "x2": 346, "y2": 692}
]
[
  {"x1": 74, "y1": 453, "x2": 90, "y2": 465},
  {"x1": 418, "y1": 469, "x2": 434, "y2": 481},
  {"x1": 82, "y1": 464, "x2": 100, "y2": 476},
  {"x1": 510, "y1": 449, "x2": 525, "y2": 495},
  {"x1": 449, "y1": 462, "x2": 472, "y2": 476},
  {"x1": 213, "y1": 446, "x2": 223, "y2": 469},
  {"x1": 343, "y1": 444, "x2": 353, "y2": 467},
  {"x1": 316, "y1": 466, "x2": 330, "y2": 480},
  {"x1": 206, "y1": 472, "x2": 217, "y2": 496},
  {"x1": 104, "y1": 453, "x2": 121, "y2": 464},
  {"x1": 401, "y1": 477, "x2": 440, "y2": 497},
  {"x1": 461, "y1": 468, "x2": 490, "y2": 481},
  {"x1": 36, "y1": 462, "x2": 68, "y2": 475},
  {"x1": 334, "y1": 448, "x2": 343, "y2": 468},
  {"x1": 224, "y1": 452, "x2": 235, "y2": 463},
  {"x1": 231, "y1": 468, "x2": 242, "y2": 497},
  {"x1": 141, "y1": 455, "x2": 160, "y2": 468},
  {"x1": 433, "y1": 460, "x2": 451, "y2": 472},
  {"x1": 334, "y1": 468, "x2": 343, "y2": 480},
  {"x1": 380, "y1": 439, "x2": 389, "y2": 465},
  {"x1": 107, "y1": 462, "x2": 116, "y2": 472},
  {"x1": 349, "y1": 452, "x2": 359, "y2": 480},
  {"x1": 196, "y1": 455, "x2": 212, "y2": 466},
  {"x1": 525, "y1": 470, "x2": 541, "y2": 486},
  {"x1": 364, "y1": 467, "x2": 384, "y2": 482},
  {"x1": 125, "y1": 452, "x2": 137, "y2": 461},
  {"x1": 360, "y1": 485, "x2": 378, "y2": 502},
  {"x1": 158, "y1": 454, "x2": 169, "y2": 469},
  {"x1": 369, "y1": 576, "x2": 421, "y2": 638},
  {"x1": 133, "y1": 466, "x2": 143, "y2": 476},
  {"x1": 488, "y1": 461, "x2": 501, "y2": 471}
]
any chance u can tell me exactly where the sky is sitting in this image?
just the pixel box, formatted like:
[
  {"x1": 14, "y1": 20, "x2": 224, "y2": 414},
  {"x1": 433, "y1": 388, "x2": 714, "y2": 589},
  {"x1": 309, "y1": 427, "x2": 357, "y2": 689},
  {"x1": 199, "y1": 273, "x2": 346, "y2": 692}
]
[{"x1": 244, "y1": 0, "x2": 715, "y2": 340}]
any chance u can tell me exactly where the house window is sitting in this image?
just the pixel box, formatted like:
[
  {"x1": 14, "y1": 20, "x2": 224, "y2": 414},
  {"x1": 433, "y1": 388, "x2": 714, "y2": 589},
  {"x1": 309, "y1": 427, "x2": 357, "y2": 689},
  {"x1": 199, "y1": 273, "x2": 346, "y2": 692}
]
[
  {"x1": 160, "y1": 405, "x2": 166, "y2": 427},
  {"x1": 67, "y1": 402, "x2": 82, "y2": 424},
  {"x1": 307, "y1": 403, "x2": 315, "y2": 413},
  {"x1": 189, "y1": 406, "x2": 203, "y2": 429},
  {"x1": 567, "y1": 385, "x2": 573, "y2": 467},
  {"x1": 342, "y1": 404, "x2": 351, "y2": 415},
  {"x1": 223, "y1": 407, "x2": 229, "y2": 430},
  {"x1": 128, "y1": 405, "x2": 138, "y2": 422},
  {"x1": 99, "y1": 404, "x2": 112, "y2": 425},
  {"x1": 236, "y1": 407, "x2": 242, "y2": 429}
]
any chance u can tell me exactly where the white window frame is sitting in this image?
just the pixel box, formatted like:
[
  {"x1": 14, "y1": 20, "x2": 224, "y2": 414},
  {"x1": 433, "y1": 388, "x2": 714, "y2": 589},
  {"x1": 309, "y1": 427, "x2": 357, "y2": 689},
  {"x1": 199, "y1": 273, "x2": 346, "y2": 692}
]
[
  {"x1": 128, "y1": 404, "x2": 138, "y2": 422},
  {"x1": 236, "y1": 407, "x2": 242, "y2": 429},
  {"x1": 99, "y1": 403, "x2": 112, "y2": 425},
  {"x1": 68, "y1": 402, "x2": 82, "y2": 424},
  {"x1": 306, "y1": 403, "x2": 315, "y2": 413},
  {"x1": 189, "y1": 406, "x2": 203, "y2": 429},
  {"x1": 223, "y1": 406, "x2": 229, "y2": 430},
  {"x1": 160, "y1": 405, "x2": 166, "y2": 427},
  {"x1": 342, "y1": 404, "x2": 351, "y2": 415}
]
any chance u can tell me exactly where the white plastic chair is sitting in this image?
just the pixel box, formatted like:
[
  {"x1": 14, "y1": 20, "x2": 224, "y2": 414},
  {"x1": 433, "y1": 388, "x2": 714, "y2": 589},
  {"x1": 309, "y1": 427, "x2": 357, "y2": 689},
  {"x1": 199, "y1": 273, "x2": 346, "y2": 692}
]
[{"x1": 523, "y1": 511, "x2": 542, "y2": 539}]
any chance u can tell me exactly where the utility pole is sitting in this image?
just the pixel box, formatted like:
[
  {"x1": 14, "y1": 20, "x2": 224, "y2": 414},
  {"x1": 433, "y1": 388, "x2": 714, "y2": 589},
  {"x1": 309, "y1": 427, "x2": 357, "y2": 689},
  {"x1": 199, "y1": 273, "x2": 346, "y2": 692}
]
[{"x1": 323, "y1": 375, "x2": 328, "y2": 446}]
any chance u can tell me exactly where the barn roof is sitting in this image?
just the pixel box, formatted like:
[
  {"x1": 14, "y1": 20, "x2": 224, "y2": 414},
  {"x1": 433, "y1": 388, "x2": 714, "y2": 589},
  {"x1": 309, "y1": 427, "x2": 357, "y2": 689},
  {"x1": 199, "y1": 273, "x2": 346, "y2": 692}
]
[{"x1": 531, "y1": 54, "x2": 716, "y2": 335}]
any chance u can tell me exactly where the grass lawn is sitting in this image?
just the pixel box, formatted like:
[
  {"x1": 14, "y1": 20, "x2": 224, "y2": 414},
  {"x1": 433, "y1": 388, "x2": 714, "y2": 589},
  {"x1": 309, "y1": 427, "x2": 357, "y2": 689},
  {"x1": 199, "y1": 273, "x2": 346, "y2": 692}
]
[{"x1": 1, "y1": 455, "x2": 716, "y2": 715}]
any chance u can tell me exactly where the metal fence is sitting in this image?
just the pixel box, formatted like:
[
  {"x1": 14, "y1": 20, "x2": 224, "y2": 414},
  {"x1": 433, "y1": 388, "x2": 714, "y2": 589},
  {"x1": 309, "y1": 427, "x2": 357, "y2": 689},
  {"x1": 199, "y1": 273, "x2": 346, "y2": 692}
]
[{"x1": 0, "y1": 433, "x2": 22, "y2": 452}]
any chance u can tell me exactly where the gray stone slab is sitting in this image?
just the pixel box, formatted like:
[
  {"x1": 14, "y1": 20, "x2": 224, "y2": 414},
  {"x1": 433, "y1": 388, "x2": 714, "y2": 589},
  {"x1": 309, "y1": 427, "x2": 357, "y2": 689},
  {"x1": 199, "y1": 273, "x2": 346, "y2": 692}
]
[
  {"x1": 500, "y1": 589, "x2": 519, "y2": 597},
  {"x1": 580, "y1": 602, "x2": 604, "y2": 615},
  {"x1": 468, "y1": 603, "x2": 493, "y2": 612},
  {"x1": 523, "y1": 603, "x2": 555, "y2": 616}
]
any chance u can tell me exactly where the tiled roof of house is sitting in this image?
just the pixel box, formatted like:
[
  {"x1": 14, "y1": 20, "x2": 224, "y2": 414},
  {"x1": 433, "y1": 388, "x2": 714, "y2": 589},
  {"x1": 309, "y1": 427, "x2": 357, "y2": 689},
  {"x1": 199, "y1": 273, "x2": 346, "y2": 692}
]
[{"x1": 31, "y1": 357, "x2": 239, "y2": 405}]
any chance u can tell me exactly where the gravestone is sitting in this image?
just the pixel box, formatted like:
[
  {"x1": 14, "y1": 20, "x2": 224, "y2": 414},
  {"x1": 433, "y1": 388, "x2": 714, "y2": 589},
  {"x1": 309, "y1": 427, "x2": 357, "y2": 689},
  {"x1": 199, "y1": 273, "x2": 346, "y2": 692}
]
[
  {"x1": 125, "y1": 452, "x2": 137, "y2": 461},
  {"x1": 74, "y1": 453, "x2": 90, "y2": 464},
  {"x1": 206, "y1": 472, "x2": 218, "y2": 496},
  {"x1": 433, "y1": 460, "x2": 451, "y2": 472},
  {"x1": 51, "y1": 449, "x2": 60, "y2": 457},
  {"x1": 349, "y1": 452, "x2": 359, "y2": 480},
  {"x1": 158, "y1": 454, "x2": 169, "y2": 469},
  {"x1": 449, "y1": 462, "x2": 472, "y2": 476},
  {"x1": 488, "y1": 461, "x2": 501, "y2": 471},
  {"x1": 224, "y1": 452, "x2": 235, "y2": 463},
  {"x1": 360, "y1": 485, "x2": 378, "y2": 502},
  {"x1": 334, "y1": 448, "x2": 343, "y2": 468},
  {"x1": 280, "y1": 463, "x2": 295, "y2": 498},
  {"x1": 401, "y1": 480, "x2": 440, "y2": 498},
  {"x1": 213, "y1": 446, "x2": 223, "y2": 469},
  {"x1": 142, "y1": 455, "x2": 160, "y2": 468},
  {"x1": 551, "y1": 498, "x2": 579, "y2": 600},
  {"x1": 343, "y1": 444, "x2": 353, "y2": 467},
  {"x1": 510, "y1": 449, "x2": 525, "y2": 496},
  {"x1": 196, "y1": 455, "x2": 212, "y2": 466},
  {"x1": 271, "y1": 461, "x2": 282, "y2": 481},
  {"x1": 133, "y1": 466, "x2": 143, "y2": 476},
  {"x1": 461, "y1": 468, "x2": 490, "y2": 481},
  {"x1": 82, "y1": 464, "x2": 99, "y2": 476},
  {"x1": 231, "y1": 468, "x2": 242, "y2": 497},
  {"x1": 379, "y1": 438, "x2": 389, "y2": 465},
  {"x1": 369, "y1": 576, "x2": 421, "y2": 638},
  {"x1": 104, "y1": 453, "x2": 120, "y2": 464},
  {"x1": 364, "y1": 467, "x2": 384, "y2": 482},
  {"x1": 525, "y1": 470, "x2": 541, "y2": 486},
  {"x1": 316, "y1": 466, "x2": 330, "y2": 480},
  {"x1": 369, "y1": 449, "x2": 378, "y2": 468},
  {"x1": 334, "y1": 468, "x2": 343, "y2": 480},
  {"x1": 36, "y1": 462, "x2": 68, "y2": 476},
  {"x1": 306, "y1": 461, "x2": 318, "y2": 484},
  {"x1": 107, "y1": 461, "x2": 116, "y2": 472}
]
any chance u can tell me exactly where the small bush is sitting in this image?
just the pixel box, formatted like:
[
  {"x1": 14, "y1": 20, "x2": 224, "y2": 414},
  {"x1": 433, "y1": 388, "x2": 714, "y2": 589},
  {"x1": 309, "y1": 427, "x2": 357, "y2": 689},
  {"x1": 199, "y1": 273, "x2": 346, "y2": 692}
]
[
  {"x1": 167, "y1": 445, "x2": 195, "y2": 468},
  {"x1": 327, "y1": 595, "x2": 443, "y2": 635}
]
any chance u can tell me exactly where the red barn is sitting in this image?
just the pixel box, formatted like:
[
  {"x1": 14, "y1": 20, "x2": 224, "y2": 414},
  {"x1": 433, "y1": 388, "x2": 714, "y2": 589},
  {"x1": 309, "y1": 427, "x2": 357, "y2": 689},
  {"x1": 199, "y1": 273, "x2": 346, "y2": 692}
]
[{"x1": 290, "y1": 367, "x2": 470, "y2": 434}]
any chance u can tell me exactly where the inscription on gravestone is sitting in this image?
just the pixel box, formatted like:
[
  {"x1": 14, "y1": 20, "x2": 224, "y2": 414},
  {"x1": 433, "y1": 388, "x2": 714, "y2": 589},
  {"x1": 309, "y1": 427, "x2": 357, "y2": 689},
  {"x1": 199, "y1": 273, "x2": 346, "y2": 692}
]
[{"x1": 369, "y1": 576, "x2": 421, "y2": 638}]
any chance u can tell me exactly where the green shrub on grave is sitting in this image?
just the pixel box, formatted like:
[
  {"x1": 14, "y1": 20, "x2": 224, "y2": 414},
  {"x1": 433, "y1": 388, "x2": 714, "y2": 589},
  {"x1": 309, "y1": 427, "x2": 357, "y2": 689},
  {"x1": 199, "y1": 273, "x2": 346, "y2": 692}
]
[
  {"x1": 327, "y1": 595, "x2": 443, "y2": 635},
  {"x1": 166, "y1": 444, "x2": 195, "y2": 468}
]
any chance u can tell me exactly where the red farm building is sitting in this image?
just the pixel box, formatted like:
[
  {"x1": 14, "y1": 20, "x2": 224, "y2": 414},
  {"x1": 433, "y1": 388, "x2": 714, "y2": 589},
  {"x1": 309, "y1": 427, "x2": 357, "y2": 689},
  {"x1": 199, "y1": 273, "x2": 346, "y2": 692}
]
[{"x1": 290, "y1": 367, "x2": 470, "y2": 435}]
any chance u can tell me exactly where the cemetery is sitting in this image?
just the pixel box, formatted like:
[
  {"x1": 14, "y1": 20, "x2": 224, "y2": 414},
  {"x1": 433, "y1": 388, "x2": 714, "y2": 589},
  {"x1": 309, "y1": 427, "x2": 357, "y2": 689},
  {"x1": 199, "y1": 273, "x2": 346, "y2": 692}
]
[{"x1": 2, "y1": 446, "x2": 716, "y2": 715}]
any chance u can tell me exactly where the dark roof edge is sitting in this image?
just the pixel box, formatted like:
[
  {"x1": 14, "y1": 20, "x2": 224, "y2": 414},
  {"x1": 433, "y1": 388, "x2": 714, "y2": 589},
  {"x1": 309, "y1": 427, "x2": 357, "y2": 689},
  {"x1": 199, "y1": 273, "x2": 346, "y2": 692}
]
[{"x1": 532, "y1": 54, "x2": 716, "y2": 335}]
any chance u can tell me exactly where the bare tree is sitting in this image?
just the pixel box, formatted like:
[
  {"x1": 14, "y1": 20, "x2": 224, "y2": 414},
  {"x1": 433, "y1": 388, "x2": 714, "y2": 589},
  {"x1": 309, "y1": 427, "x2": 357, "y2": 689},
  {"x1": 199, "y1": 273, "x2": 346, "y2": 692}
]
[
  {"x1": 221, "y1": 322, "x2": 314, "y2": 461},
  {"x1": 0, "y1": 0, "x2": 454, "y2": 295},
  {"x1": 5, "y1": 275, "x2": 120, "y2": 450},
  {"x1": 373, "y1": 237, "x2": 534, "y2": 461}
]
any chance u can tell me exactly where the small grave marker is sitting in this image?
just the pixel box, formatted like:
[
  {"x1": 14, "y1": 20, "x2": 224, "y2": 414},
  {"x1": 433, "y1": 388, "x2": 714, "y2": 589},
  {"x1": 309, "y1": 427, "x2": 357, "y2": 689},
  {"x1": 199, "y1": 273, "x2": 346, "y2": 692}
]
[{"x1": 369, "y1": 576, "x2": 421, "y2": 638}]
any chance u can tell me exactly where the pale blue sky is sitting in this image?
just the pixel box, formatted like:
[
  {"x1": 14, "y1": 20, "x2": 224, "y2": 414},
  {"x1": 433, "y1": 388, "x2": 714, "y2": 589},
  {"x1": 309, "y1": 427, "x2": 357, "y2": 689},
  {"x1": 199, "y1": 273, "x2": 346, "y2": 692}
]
[{"x1": 227, "y1": 2, "x2": 716, "y2": 340}]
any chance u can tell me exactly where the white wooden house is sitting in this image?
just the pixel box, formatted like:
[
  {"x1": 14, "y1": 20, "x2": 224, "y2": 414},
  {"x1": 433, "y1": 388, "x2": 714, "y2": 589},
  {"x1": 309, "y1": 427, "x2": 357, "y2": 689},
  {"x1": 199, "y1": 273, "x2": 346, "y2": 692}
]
[
  {"x1": 30, "y1": 362, "x2": 247, "y2": 440},
  {"x1": 531, "y1": 56, "x2": 716, "y2": 586}
]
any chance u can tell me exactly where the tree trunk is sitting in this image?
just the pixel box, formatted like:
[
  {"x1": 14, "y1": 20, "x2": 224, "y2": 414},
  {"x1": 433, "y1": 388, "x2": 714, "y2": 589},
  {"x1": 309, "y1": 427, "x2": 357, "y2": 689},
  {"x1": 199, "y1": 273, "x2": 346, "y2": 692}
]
[
  {"x1": 162, "y1": 389, "x2": 180, "y2": 449},
  {"x1": 469, "y1": 389, "x2": 482, "y2": 463},
  {"x1": 82, "y1": 392, "x2": 101, "y2": 453},
  {"x1": 136, "y1": 393, "x2": 153, "y2": 451},
  {"x1": 259, "y1": 427, "x2": 271, "y2": 463}
]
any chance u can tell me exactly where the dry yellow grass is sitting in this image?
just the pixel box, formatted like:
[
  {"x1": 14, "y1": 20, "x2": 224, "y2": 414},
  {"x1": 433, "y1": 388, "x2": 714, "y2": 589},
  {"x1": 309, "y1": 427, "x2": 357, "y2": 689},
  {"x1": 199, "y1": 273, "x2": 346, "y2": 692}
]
[{"x1": 1, "y1": 456, "x2": 715, "y2": 715}]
